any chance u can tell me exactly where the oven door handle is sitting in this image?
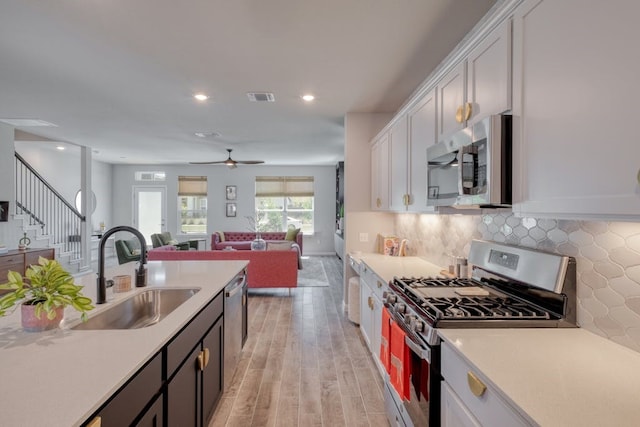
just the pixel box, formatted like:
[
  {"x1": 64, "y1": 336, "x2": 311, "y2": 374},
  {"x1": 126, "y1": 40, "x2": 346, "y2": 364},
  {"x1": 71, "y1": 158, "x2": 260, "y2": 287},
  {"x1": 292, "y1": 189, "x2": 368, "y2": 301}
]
[{"x1": 404, "y1": 335, "x2": 431, "y2": 362}]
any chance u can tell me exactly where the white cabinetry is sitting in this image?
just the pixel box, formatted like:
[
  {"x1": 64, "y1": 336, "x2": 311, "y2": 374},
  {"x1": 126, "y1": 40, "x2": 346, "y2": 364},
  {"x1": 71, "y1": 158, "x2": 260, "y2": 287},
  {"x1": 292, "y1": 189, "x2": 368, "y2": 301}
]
[
  {"x1": 438, "y1": 61, "x2": 466, "y2": 139},
  {"x1": 371, "y1": 132, "x2": 390, "y2": 211},
  {"x1": 359, "y1": 262, "x2": 387, "y2": 375},
  {"x1": 512, "y1": 0, "x2": 640, "y2": 219},
  {"x1": 438, "y1": 19, "x2": 512, "y2": 140},
  {"x1": 389, "y1": 115, "x2": 409, "y2": 211},
  {"x1": 407, "y1": 89, "x2": 438, "y2": 212},
  {"x1": 441, "y1": 342, "x2": 531, "y2": 427}
]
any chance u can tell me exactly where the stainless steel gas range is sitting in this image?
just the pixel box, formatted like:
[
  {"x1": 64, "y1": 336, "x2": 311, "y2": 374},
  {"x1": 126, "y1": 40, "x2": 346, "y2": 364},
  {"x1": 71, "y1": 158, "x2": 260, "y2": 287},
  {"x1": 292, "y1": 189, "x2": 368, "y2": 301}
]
[{"x1": 381, "y1": 240, "x2": 577, "y2": 427}]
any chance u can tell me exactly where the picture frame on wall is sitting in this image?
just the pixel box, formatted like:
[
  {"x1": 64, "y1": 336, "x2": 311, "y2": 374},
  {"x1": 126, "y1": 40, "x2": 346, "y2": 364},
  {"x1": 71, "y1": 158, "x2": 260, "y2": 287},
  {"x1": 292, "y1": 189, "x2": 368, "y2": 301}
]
[
  {"x1": 226, "y1": 185, "x2": 237, "y2": 200},
  {"x1": 0, "y1": 201, "x2": 8, "y2": 222},
  {"x1": 226, "y1": 203, "x2": 236, "y2": 217}
]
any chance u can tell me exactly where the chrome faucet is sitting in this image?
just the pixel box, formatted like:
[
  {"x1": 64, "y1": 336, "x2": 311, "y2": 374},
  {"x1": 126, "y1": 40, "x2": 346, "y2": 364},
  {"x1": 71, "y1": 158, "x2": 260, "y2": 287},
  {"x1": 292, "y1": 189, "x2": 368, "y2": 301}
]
[{"x1": 97, "y1": 225, "x2": 147, "y2": 304}]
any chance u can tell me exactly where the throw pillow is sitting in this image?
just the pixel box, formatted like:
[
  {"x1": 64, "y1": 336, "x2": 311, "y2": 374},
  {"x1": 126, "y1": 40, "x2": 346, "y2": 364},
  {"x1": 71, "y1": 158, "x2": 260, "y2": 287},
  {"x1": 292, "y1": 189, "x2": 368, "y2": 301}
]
[
  {"x1": 285, "y1": 227, "x2": 300, "y2": 242},
  {"x1": 168, "y1": 239, "x2": 179, "y2": 246},
  {"x1": 267, "y1": 241, "x2": 293, "y2": 251},
  {"x1": 215, "y1": 231, "x2": 225, "y2": 242}
]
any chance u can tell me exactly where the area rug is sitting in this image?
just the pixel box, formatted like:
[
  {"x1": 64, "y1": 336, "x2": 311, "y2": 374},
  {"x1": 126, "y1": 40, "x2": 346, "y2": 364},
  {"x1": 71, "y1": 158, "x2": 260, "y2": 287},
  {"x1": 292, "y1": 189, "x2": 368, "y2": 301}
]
[{"x1": 297, "y1": 257, "x2": 329, "y2": 287}]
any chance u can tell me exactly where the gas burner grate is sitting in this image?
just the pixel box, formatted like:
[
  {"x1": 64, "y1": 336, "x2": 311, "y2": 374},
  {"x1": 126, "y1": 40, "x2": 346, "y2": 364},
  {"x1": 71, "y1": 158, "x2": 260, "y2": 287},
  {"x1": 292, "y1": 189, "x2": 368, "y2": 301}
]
[
  {"x1": 394, "y1": 276, "x2": 479, "y2": 288},
  {"x1": 422, "y1": 296, "x2": 551, "y2": 320}
]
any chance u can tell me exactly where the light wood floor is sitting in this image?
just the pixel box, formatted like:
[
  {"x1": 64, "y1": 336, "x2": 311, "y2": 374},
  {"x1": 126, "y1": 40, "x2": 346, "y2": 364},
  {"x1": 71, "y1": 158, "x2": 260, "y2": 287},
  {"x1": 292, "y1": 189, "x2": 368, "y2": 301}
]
[{"x1": 210, "y1": 256, "x2": 390, "y2": 427}]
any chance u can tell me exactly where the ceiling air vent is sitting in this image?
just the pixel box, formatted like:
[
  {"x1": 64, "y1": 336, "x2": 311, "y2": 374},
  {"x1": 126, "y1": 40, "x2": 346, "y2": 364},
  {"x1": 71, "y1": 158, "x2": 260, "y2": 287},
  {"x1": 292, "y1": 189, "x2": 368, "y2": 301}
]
[{"x1": 247, "y1": 92, "x2": 275, "y2": 102}]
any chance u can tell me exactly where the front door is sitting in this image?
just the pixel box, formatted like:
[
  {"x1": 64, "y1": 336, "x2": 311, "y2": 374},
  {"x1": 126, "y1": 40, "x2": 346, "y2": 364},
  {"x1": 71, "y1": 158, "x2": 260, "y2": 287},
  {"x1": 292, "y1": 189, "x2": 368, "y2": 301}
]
[{"x1": 133, "y1": 186, "x2": 166, "y2": 247}]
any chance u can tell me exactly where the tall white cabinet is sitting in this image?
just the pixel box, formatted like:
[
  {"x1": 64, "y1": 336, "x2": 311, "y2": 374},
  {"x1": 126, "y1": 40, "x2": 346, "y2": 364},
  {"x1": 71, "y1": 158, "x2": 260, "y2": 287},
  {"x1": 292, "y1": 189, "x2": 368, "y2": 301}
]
[{"x1": 512, "y1": 0, "x2": 640, "y2": 219}]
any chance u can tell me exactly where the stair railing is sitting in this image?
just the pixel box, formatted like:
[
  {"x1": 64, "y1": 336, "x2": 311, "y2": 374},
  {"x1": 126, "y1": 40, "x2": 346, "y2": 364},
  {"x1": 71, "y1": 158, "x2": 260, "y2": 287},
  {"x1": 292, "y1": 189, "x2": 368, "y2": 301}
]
[{"x1": 14, "y1": 152, "x2": 86, "y2": 262}]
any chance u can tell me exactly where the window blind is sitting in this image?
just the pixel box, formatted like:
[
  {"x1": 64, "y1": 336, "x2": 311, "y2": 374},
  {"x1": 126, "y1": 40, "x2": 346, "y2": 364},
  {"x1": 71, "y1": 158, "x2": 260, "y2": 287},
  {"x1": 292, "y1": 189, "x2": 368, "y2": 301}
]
[
  {"x1": 255, "y1": 176, "x2": 314, "y2": 197},
  {"x1": 178, "y1": 176, "x2": 207, "y2": 196}
]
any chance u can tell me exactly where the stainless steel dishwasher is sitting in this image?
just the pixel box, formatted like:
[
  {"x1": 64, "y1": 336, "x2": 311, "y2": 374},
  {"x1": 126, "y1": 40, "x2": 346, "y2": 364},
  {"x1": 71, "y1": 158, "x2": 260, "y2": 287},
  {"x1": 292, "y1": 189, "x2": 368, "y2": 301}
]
[{"x1": 223, "y1": 270, "x2": 247, "y2": 391}]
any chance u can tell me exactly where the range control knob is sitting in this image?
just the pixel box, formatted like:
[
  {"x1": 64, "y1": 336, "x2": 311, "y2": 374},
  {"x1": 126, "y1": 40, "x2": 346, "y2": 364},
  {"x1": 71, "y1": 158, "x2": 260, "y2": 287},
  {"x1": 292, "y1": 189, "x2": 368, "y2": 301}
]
[
  {"x1": 404, "y1": 314, "x2": 416, "y2": 325},
  {"x1": 385, "y1": 294, "x2": 397, "y2": 305},
  {"x1": 411, "y1": 319, "x2": 425, "y2": 333},
  {"x1": 395, "y1": 303, "x2": 406, "y2": 314}
]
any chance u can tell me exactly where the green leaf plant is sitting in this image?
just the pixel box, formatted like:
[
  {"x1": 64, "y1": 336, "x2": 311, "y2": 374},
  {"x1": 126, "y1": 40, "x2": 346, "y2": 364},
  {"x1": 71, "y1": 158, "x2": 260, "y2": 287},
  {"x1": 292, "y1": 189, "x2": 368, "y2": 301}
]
[{"x1": 0, "y1": 257, "x2": 94, "y2": 322}]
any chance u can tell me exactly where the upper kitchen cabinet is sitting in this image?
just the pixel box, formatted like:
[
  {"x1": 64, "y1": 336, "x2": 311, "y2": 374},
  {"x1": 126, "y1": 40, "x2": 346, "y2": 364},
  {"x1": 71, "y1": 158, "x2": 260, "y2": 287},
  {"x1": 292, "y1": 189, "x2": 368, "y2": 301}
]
[
  {"x1": 389, "y1": 115, "x2": 409, "y2": 211},
  {"x1": 438, "y1": 61, "x2": 466, "y2": 139},
  {"x1": 438, "y1": 18, "x2": 512, "y2": 140},
  {"x1": 371, "y1": 132, "x2": 390, "y2": 211},
  {"x1": 512, "y1": 0, "x2": 640, "y2": 220},
  {"x1": 407, "y1": 89, "x2": 438, "y2": 212}
]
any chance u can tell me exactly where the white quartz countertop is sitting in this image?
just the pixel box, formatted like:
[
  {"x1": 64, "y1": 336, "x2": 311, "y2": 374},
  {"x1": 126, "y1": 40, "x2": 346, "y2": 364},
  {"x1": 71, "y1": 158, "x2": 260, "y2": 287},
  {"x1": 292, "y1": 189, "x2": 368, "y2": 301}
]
[
  {"x1": 0, "y1": 259, "x2": 248, "y2": 427},
  {"x1": 350, "y1": 253, "x2": 444, "y2": 282},
  {"x1": 439, "y1": 328, "x2": 640, "y2": 427}
]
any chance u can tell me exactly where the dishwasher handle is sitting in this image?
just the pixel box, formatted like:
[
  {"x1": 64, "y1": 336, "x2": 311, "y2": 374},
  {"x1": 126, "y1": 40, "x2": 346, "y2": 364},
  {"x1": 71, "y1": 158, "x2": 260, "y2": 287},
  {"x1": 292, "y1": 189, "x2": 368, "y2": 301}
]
[{"x1": 225, "y1": 273, "x2": 246, "y2": 298}]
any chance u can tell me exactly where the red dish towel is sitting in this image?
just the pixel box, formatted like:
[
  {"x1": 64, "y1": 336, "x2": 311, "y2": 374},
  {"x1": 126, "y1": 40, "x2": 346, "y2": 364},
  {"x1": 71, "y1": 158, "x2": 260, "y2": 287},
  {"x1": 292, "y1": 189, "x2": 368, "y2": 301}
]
[
  {"x1": 380, "y1": 307, "x2": 391, "y2": 374},
  {"x1": 389, "y1": 320, "x2": 411, "y2": 400}
]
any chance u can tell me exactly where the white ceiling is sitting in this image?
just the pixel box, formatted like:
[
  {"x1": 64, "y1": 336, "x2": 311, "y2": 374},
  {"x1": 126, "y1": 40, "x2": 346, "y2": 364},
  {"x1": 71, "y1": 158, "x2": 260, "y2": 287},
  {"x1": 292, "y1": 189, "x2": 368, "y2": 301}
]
[{"x1": 1, "y1": 0, "x2": 495, "y2": 166}]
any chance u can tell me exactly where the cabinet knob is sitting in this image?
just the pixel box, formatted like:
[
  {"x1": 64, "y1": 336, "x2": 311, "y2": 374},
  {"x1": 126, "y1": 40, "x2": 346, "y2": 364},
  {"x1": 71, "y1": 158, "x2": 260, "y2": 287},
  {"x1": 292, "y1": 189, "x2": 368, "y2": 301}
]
[
  {"x1": 376, "y1": 197, "x2": 382, "y2": 208},
  {"x1": 637, "y1": 168, "x2": 640, "y2": 184},
  {"x1": 463, "y1": 102, "x2": 473, "y2": 121},
  {"x1": 377, "y1": 281, "x2": 383, "y2": 289},
  {"x1": 455, "y1": 105, "x2": 464, "y2": 123},
  {"x1": 467, "y1": 371, "x2": 487, "y2": 397},
  {"x1": 368, "y1": 296, "x2": 373, "y2": 310}
]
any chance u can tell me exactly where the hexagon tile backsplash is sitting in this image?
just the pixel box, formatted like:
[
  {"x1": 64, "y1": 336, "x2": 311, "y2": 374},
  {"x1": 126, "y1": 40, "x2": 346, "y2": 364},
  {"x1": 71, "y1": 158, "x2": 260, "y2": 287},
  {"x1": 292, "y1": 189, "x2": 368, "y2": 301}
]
[{"x1": 395, "y1": 212, "x2": 640, "y2": 353}]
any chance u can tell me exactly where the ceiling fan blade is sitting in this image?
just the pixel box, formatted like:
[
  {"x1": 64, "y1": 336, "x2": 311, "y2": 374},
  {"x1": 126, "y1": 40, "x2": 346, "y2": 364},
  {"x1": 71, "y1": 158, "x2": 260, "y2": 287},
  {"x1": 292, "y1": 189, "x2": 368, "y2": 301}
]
[
  {"x1": 236, "y1": 160, "x2": 265, "y2": 164},
  {"x1": 189, "y1": 160, "x2": 228, "y2": 165}
]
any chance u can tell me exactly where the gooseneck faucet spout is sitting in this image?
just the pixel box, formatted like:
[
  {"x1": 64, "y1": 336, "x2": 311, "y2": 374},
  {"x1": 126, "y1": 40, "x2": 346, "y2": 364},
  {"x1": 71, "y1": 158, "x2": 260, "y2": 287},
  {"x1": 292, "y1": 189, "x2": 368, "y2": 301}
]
[{"x1": 97, "y1": 226, "x2": 147, "y2": 304}]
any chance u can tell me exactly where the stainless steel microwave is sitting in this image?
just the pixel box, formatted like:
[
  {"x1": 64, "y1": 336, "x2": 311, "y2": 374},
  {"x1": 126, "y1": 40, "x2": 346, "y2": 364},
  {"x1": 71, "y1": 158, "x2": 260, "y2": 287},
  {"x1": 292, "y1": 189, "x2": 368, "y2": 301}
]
[{"x1": 426, "y1": 115, "x2": 512, "y2": 208}]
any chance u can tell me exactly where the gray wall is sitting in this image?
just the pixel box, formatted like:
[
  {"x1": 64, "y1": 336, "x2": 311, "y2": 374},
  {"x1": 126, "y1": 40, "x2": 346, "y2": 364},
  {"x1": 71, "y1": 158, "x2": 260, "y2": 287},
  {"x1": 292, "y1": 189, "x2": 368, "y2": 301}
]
[{"x1": 112, "y1": 164, "x2": 336, "y2": 254}]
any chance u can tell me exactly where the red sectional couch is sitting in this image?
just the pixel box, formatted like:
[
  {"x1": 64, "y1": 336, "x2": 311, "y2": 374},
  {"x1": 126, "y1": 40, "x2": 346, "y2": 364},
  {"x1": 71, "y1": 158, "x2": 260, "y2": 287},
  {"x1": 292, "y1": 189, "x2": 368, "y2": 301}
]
[
  {"x1": 147, "y1": 249, "x2": 298, "y2": 289},
  {"x1": 211, "y1": 231, "x2": 303, "y2": 254}
]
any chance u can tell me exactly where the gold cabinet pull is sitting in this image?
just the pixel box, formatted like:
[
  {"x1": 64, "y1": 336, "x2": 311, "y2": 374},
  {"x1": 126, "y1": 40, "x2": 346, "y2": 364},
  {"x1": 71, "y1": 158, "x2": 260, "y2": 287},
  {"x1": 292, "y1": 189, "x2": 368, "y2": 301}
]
[
  {"x1": 197, "y1": 351, "x2": 205, "y2": 371},
  {"x1": 455, "y1": 105, "x2": 464, "y2": 123},
  {"x1": 637, "y1": 168, "x2": 640, "y2": 184},
  {"x1": 464, "y1": 102, "x2": 473, "y2": 121},
  {"x1": 87, "y1": 417, "x2": 102, "y2": 427},
  {"x1": 368, "y1": 296, "x2": 373, "y2": 310},
  {"x1": 377, "y1": 281, "x2": 383, "y2": 288},
  {"x1": 467, "y1": 371, "x2": 487, "y2": 397},
  {"x1": 203, "y1": 347, "x2": 210, "y2": 369},
  {"x1": 376, "y1": 197, "x2": 382, "y2": 208}
]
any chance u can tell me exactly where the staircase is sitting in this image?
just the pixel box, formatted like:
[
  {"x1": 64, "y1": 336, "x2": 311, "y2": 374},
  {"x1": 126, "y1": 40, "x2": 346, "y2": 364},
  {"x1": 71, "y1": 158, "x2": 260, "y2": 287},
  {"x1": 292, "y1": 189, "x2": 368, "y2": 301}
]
[{"x1": 13, "y1": 152, "x2": 86, "y2": 271}]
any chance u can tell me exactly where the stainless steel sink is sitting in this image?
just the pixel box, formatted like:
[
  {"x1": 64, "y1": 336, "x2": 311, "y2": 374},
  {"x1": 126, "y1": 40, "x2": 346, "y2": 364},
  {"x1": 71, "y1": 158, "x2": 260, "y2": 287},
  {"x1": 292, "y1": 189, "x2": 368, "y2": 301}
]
[{"x1": 72, "y1": 288, "x2": 200, "y2": 330}]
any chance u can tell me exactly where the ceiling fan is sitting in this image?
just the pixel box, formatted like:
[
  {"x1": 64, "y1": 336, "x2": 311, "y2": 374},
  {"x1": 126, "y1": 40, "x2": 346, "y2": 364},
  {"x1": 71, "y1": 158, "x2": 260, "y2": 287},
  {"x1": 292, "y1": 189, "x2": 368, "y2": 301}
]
[{"x1": 190, "y1": 148, "x2": 265, "y2": 169}]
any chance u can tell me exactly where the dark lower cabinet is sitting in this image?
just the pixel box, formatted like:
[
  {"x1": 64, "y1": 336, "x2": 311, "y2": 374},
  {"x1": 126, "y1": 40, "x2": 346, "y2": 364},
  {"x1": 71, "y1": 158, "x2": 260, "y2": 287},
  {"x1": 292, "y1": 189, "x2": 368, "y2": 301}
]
[
  {"x1": 82, "y1": 353, "x2": 162, "y2": 427},
  {"x1": 82, "y1": 289, "x2": 227, "y2": 427},
  {"x1": 167, "y1": 317, "x2": 224, "y2": 427},
  {"x1": 136, "y1": 394, "x2": 164, "y2": 427},
  {"x1": 202, "y1": 319, "x2": 224, "y2": 423},
  {"x1": 167, "y1": 345, "x2": 202, "y2": 426}
]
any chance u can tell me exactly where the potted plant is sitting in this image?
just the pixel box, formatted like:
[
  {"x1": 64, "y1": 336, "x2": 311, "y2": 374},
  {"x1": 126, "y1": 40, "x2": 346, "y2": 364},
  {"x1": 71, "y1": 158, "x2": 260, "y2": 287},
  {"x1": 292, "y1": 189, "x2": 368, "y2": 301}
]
[{"x1": 0, "y1": 257, "x2": 94, "y2": 331}]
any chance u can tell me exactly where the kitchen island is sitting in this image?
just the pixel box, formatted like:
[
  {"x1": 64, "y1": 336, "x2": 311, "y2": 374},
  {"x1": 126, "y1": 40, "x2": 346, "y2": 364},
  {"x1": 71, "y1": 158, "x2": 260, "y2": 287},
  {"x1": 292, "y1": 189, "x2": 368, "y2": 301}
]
[{"x1": 0, "y1": 259, "x2": 248, "y2": 426}]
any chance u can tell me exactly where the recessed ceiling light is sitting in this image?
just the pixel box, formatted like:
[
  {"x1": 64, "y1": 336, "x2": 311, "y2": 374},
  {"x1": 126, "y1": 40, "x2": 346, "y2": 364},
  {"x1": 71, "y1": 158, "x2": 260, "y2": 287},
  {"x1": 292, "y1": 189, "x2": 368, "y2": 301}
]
[
  {"x1": 56, "y1": 146, "x2": 65, "y2": 150},
  {"x1": 193, "y1": 93, "x2": 209, "y2": 101},
  {"x1": 194, "y1": 131, "x2": 220, "y2": 138},
  {"x1": 301, "y1": 94, "x2": 315, "y2": 102}
]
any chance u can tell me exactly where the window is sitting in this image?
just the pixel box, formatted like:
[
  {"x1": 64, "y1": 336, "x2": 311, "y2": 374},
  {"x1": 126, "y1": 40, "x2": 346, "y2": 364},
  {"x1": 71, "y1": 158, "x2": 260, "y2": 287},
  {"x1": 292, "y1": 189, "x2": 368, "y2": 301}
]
[
  {"x1": 255, "y1": 176, "x2": 314, "y2": 234},
  {"x1": 178, "y1": 176, "x2": 207, "y2": 234}
]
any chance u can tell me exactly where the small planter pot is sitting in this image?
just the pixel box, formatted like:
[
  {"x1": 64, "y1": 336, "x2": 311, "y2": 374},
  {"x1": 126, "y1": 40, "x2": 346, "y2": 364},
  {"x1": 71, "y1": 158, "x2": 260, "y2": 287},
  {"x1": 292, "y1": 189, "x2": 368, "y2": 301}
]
[{"x1": 21, "y1": 304, "x2": 64, "y2": 332}]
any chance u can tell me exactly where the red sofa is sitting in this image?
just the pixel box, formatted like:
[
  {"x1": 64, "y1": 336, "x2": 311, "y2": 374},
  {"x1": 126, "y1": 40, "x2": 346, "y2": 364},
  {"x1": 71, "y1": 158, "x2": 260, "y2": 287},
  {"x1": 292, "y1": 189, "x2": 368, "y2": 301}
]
[
  {"x1": 211, "y1": 231, "x2": 303, "y2": 254},
  {"x1": 147, "y1": 249, "x2": 298, "y2": 289}
]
